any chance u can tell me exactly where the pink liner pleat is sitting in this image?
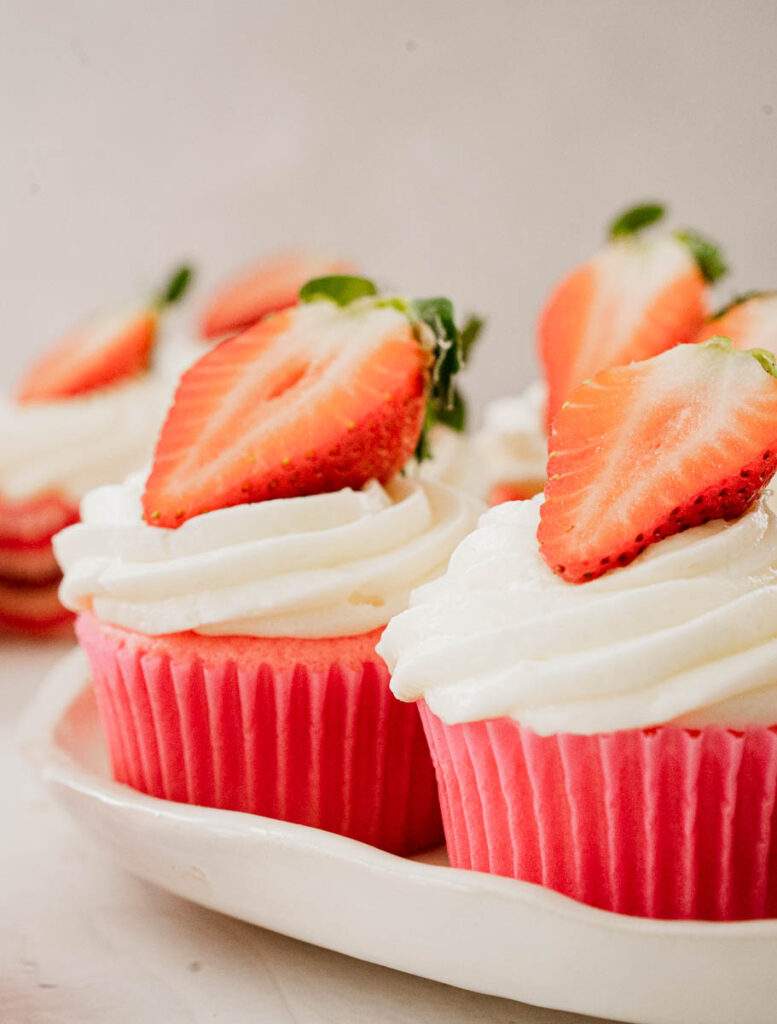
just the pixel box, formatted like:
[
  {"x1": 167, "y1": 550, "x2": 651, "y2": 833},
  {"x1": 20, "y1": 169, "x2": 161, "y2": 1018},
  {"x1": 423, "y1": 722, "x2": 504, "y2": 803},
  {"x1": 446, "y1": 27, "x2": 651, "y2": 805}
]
[
  {"x1": 419, "y1": 704, "x2": 777, "y2": 920},
  {"x1": 79, "y1": 618, "x2": 442, "y2": 856}
]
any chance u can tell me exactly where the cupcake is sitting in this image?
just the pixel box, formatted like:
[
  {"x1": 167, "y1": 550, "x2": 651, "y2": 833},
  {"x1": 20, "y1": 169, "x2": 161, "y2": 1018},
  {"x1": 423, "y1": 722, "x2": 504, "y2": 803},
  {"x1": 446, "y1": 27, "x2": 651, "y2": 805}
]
[
  {"x1": 380, "y1": 338, "x2": 777, "y2": 918},
  {"x1": 0, "y1": 267, "x2": 192, "y2": 633},
  {"x1": 481, "y1": 201, "x2": 726, "y2": 505},
  {"x1": 55, "y1": 275, "x2": 482, "y2": 854}
]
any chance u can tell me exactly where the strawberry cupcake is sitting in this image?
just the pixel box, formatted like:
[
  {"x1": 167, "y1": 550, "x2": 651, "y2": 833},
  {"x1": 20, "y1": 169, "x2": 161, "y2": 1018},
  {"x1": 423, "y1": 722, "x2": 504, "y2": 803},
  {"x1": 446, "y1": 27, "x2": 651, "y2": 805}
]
[
  {"x1": 0, "y1": 267, "x2": 191, "y2": 633},
  {"x1": 380, "y1": 338, "x2": 777, "y2": 918},
  {"x1": 55, "y1": 275, "x2": 482, "y2": 854},
  {"x1": 481, "y1": 202, "x2": 726, "y2": 505}
]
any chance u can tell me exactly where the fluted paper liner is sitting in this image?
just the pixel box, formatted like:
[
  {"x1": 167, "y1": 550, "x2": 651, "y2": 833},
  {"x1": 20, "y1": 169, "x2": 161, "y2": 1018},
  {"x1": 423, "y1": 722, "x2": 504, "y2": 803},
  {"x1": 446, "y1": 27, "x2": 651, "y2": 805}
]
[
  {"x1": 420, "y1": 703, "x2": 777, "y2": 920},
  {"x1": 77, "y1": 613, "x2": 442, "y2": 856}
]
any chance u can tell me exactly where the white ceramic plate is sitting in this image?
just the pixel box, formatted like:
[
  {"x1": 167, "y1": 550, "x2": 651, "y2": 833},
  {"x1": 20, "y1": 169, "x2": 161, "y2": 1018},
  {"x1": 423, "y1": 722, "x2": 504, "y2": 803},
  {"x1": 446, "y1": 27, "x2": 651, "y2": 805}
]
[{"x1": 19, "y1": 650, "x2": 777, "y2": 1024}]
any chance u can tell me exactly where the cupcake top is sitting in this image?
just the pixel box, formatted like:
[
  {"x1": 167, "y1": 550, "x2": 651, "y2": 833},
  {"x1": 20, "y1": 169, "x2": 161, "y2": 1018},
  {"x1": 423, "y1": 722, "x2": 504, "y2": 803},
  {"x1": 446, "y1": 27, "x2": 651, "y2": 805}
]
[
  {"x1": 55, "y1": 471, "x2": 478, "y2": 638},
  {"x1": 380, "y1": 340, "x2": 777, "y2": 735},
  {"x1": 379, "y1": 493, "x2": 777, "y2": 734},
  {"x1": 56, "y1": 274, "x2": 484, "y2": 638},
  {"x1": 2, "y1": 267, "x2": 193, "y2": 503}
]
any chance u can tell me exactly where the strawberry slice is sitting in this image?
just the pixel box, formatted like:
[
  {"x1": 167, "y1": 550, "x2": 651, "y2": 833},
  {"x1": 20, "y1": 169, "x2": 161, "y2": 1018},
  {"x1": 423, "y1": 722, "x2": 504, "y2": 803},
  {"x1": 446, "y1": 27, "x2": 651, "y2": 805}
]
[
  {"x1": 17, "y1": 265, "x2": 193, "y2": 402},
  {"x1": 200, "y1": 252, "x2": 353, "y2": 339},
  {"x1": 144, "y1": 298, "x2": 431, "y2": 526},
  {"x1": 695, "y1": 292, "x2": 777, "y2": 353},
  {"x1": 538, "y1": 339, "x2": 777, "y2": 583},
  {"x1": 17, "y1": 309, "x2": 158, "y2": 402},
  {"x1": 538, "y1": 204, "x2": 725, "y2": 427}
]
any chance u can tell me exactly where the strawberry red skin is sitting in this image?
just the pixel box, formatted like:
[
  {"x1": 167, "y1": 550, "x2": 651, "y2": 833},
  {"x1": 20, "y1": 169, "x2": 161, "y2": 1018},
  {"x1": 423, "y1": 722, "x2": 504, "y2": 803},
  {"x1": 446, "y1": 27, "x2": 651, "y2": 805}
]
[
  {"x1": 538, "y1": 344, "x2": 777, "y2": 584},
  {"x1": 143, "y1": 309, "x2": 428, "y2": 527},
  {"x1": 17, "y1": 311, "x2": 157, "y2": 402}
]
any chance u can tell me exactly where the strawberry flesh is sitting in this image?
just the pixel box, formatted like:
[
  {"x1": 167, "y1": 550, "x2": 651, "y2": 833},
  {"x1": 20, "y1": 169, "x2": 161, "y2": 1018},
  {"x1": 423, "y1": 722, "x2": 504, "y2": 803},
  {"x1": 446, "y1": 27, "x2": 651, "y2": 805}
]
[
  {"x1": 538, "y1": 341, "x2": 777, "y2": 583},
  {"x1": 200, "y1": 252, "x2": 353, "y2": 339},
  {"x1": 143, "y1": 301, "x2": 428, "y2": 527},
  {"x1": 539, "y1": 236, "x2": 707, "y2": 428},
  {"x1": 695, "y1": 294, "x2": 777, "y2": 353},
  {"x1": 17, "y1": 310, "x2": 157, "y2": 402}
]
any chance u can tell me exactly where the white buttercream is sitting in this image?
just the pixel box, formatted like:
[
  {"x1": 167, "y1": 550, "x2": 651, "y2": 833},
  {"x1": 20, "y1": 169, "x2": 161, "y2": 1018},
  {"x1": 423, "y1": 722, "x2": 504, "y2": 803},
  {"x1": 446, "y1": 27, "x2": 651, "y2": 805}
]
[
  {"x1": 411, "y1": 426, "x2": 490, "y2": 502},
  {"x1": 0, "y1": 376, "x2": 168, "y2": 502},
  {"x1": 475, "y1": 381, "x2": 548, "y2": 489},
  {"x1": 55, "y1": 473, "x2": 482, "y2": 639},
  {"x1": 378, "y1": 494, "x2": 777, "y2": 734}
]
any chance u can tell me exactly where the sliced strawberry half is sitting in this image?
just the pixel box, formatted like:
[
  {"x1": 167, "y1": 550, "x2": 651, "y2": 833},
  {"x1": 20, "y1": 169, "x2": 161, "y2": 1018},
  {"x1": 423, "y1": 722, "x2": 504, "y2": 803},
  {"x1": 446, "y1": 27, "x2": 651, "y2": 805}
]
[
  {"x1": 143, "y1": 300, "x2": 430, "y2": 527},
  {"x1": 200, "y1": 252, "x2": 354, "y2": 339},
  {"x1": 17, "y1": 309, "x2": 158, "y2": 402},
  {"x1": 537, "y1": 205, "x2": 727, "y2": 428},
  {"x1": 539, "y1": 236, "x2": 708, "y2": 427},
  {"x1": 538, "y1": 340, "x2": 777, "y2": 583},
  {"x1": 17, "y1": 265, "x2": 193, "y2": 403},
  {"x1": 695, "y1": 292, "x2": 777, "y2": 353}
]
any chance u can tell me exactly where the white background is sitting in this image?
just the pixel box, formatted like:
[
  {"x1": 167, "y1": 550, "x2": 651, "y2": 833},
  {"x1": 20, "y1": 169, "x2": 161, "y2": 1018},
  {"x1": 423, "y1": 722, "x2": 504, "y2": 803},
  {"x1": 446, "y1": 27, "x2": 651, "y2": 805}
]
[
  {"x1": 2, "y1": 2, "x2": 777, "y2": 1021},
  {"x1": 3, "y1": 0, "x2": 777, "y2": 415}
]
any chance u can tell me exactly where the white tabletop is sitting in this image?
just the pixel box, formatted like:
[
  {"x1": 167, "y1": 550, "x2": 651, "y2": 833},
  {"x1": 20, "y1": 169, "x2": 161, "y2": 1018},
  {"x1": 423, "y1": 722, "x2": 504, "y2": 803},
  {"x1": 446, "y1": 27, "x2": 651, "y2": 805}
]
[{"x1": 1, "y1": 636, "x2": 603, "y2": 1024}]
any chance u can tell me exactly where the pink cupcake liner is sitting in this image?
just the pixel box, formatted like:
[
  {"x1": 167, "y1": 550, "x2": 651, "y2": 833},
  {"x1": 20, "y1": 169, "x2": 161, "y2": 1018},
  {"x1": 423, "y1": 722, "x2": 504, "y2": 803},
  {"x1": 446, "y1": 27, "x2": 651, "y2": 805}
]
[
  {"x1": 77, "y1": 614, "x2": 442, "y2": 856},
  {"x1": 420, "y1": 702, "x2": 777, "y2": 920}
]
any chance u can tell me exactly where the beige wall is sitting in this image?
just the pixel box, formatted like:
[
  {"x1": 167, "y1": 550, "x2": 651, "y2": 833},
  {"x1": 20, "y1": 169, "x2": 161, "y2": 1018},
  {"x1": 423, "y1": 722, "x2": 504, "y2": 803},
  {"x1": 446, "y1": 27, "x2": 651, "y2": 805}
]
[{"x1": 3, "y1": 0, "x2": 776, "y2": 418}]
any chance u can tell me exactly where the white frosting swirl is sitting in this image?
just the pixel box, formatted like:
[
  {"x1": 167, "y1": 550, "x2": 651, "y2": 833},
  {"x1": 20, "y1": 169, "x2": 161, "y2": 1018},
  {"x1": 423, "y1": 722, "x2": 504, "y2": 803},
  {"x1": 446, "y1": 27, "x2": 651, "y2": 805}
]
[
  {"x1": 0, "y1": 377, "x2": 168, "y2": 502},
  {"x1": 474, "y1": 381, "x2": 548, "y2": 488},
  {"x1": 410, "y1": 426, "x2": 489, "y2": 502},
  {"x1": 378, "y1": 495, "x2": 777, "y2": 734},
  {"x1": 55, "y1": 473, "x2": 482, "y2": 639}
]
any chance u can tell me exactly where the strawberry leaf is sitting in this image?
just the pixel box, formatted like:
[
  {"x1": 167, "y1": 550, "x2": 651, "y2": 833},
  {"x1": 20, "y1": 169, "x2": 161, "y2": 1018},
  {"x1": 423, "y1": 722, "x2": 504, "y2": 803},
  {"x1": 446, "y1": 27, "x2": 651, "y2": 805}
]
[
  {"x1": 299, "y1": 275, "x2": 377, "y2": 306},
  {"x1": 157, "y1": 265, "x2": 194, "y2": 307},
  {"x1": 608, "y1": 202, "x2": 665, "y2": 239},
  {"x1": 408, "y1": 298, "x2": 483, "y2": 460},
  {"x1": 675, "y1": 230, "x2": 728, "y2": 283}
]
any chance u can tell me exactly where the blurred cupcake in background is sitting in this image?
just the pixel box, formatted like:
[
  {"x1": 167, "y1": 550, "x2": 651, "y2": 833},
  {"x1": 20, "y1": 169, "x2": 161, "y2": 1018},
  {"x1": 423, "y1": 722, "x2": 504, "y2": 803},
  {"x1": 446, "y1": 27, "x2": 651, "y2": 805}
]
[
  {"x1": 480, "y1": 201, "x2": 726, "y2": 505},
  {"x1": 0, "y1": 266, "x2": 192, "y2": 633},
  {"x1": 55, "y1": 274, "x2": 483, "y2": 854},
  {"x1": 474, "y1": 381, "x2": 547, "y2": 505}
]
